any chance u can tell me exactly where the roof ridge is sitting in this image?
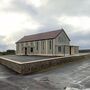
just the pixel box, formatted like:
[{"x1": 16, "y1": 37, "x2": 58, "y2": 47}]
[{"x1": 24, "y1": 29, "x2": 63, "y2": 37}]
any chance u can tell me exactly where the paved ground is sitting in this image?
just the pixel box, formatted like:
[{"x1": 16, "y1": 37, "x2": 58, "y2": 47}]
[
  {"x1": 1, "y1": 55, "x2": 56, "y2": 62},
  {"x1": 0, "y1": 56, "x2": 90, "y2": 90}
]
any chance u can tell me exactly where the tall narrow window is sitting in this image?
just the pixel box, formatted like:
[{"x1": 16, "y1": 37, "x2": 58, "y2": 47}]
[
  {"x1": 36, "y1": 42, "x2": 38, "y2": 50},
  {"x1": 49, "y1": 40, "x2": 52, "y2": 50}
]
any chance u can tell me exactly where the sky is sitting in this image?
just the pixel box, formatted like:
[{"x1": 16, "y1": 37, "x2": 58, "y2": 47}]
[{"x1": 0, "y1": 0, "x2": 90, "y2": 51}]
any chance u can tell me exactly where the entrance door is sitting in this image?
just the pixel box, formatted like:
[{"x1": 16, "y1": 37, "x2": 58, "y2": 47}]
[
  {"x1": 70, "y1": 46, "x2": 71, "y2": 55},
  {"x1": 31, "y1": 47, "x2": 33, "y2": 53},
  {"x1": 25, "y1": 47, "x2": 27, "y2": 55}
]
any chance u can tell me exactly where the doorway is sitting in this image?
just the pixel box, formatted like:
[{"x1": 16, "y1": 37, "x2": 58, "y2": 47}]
[
  {"x1": 70, "y1": 46, "x2": 71, "y2": 55},
  {"x1": 31, "y1": 47, "x2": 33, "y2": 53},
  {"x1": 25, "y1": 47, "x2": 27, "y2": 55}
]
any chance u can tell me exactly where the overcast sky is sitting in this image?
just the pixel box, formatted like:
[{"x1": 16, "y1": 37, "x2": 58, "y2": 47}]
[{"x1": 0, "y1": 0, "x2": 90, "y2": 51}]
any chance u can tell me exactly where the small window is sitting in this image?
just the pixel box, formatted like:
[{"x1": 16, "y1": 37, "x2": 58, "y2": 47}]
[
  {"x1": 26, "y1": 42, "x2": 28, "y2": 46},
  {"x1": 58, "y1": 46, "x2": 61, "y2": 52},
  {"x1": 31, "y1": 42, "x2": 33, "y2": 46}
]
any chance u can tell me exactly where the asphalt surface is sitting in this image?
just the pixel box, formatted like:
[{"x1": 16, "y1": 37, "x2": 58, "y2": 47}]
[
  {"x1": 1, "y1": 55, "x2": 56, "y2": 62},
  {"x1": 0, "y1": 56, "x2": 90, "y2": 90}
]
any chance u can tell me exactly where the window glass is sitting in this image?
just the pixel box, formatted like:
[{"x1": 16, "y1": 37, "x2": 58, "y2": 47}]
[
  {"x1": 50, "y1": 40, "x2": 52, "y2": 50},
  {"x1": 36, "y1": 42, "x2": 38, "y2": 50},
  {"x1": 58, "y1": 46, "x2": 61, "y2": 52},
  {"x1": 31, "y1": 42, "x2": 33, "y2": 46}
]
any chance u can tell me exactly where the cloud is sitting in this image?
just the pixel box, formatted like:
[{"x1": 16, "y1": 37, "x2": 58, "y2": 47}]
[
  {"x1": 0, "y1": 36, "x2": 8, "y2": 51},
  {"x1": 58, "y1": 16, "x2": 90, "y2": 31},
  {"x1": 0, "y1": 0, "x2": 90, "y2": 50},
  {"x1": 0, "y1": 0, "x2": 41, "y2": 50},
  {"x1": 57, "y1": 15, "x2": 90, "y2": 49},
  {"x1": 41, "y1": 0, "x2": 90, "y2": 16},
  {"x1": 0, "y1": 0, "x2": 13, "y2": 9},
  {"x1": 26, "y1": 0, "x2": 42, "y2": 8},
  {"x1": 0, "y1": 11, "x2": 40, "y2": 35},
  {"x1": 0, "y1": 11, "x2": 40, "y2": 50}
]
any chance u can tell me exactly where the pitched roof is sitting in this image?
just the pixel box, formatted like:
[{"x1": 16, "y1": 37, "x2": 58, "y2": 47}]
[{"x1": 16, "y1": 29, "x2": 70, "y2": 43}]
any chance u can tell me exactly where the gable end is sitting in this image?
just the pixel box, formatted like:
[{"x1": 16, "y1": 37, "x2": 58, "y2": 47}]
[{"x1": 54, "y1": 29, "x2": 70, "y2": 41}]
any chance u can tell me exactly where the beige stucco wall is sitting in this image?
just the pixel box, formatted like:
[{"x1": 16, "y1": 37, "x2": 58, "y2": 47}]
[
  {"x1": 71, "y1": 47, "x2": 74, "y2": 55},
  {"x1": 65, "y1": 46, "x2": 70, "y2": 55},
  {"x1": 16, "y1": 43, "x2": 79, "y2": 56},
  {"x1": 16, "y1": 39, "x2": 54, "y2": 56},
  {"x1": 16, "y1": 31, "x2": 79, "y2": 56},
  {"x1": 53, "y1": 31, "x2": 70, "y2": 56},
  {"x1": 70, "y1": 46, "x2": 79, "y2": 55},
  {"x1": 16, "y1": 43, "x2": 23, "y2": 55},
  {"x1": 55, "y1": 31, "x2": 70, "y2": 46},
  {"x1": 54, "y1": 45, "x2": 70, "y2": 56}
]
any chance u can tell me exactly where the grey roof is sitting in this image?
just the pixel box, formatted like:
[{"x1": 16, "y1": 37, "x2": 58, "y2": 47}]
[{"x1": 16, "y1": 29, "x2": 70, "y2": 43}]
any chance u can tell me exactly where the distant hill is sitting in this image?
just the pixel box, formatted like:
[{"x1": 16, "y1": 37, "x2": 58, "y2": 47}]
[{"x1": 79, "y1": 49, "x2": 90, "y2": 53}]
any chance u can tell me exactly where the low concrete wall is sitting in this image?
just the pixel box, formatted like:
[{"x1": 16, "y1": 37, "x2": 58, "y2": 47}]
[
  {"x1": 20, "y1": 54, "x2": 90, "y2": 74},
  {"x1": 0, "y1": 54, "x2": 90, "y2": 74},
  {"x1": 0, "y1": 58, "x2": 22, "y2": 73}
]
